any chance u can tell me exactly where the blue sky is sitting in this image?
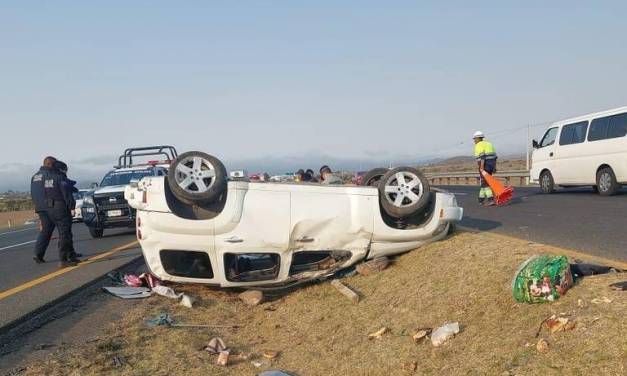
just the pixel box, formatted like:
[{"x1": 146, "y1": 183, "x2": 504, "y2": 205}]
[{"x1": 1, "y1": 1, "x2": 627, "y2": 188}]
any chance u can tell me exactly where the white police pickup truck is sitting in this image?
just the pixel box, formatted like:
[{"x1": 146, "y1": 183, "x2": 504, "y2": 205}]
[{"x1": 81, "y1": 146, "x2": 177, "y2": 238}]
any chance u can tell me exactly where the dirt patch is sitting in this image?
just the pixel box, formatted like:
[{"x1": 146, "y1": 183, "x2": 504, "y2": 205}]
[
  {"x1": 13, "y1": 232, "x2": 627, "y2": 375},
  {"x1": 0, "y1": 211, "x2": 37, "y2": 230}
]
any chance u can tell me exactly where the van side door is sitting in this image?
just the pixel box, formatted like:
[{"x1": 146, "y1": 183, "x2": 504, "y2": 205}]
[
  {"x1": 555, "y1": 121, "x2": 589, "y2": 184},
  {"x1": 532, "y1": 127, "x2": 560, "y2": 183}
]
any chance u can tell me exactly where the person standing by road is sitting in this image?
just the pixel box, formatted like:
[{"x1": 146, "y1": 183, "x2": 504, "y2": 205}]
[
  {"x1": 54, "y1": 160, "x2": 82, "y2": 259},
  {"x1": 473, "y1": 131, "x2": 497, "y2": 206},
  {"x1": 30, "y1": 157, "x2": 78, "y2": 267}
]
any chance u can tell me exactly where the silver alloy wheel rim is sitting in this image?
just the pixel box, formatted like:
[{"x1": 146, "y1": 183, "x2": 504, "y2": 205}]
[
  {"x1": 599, "y1": 172, "x2": 611, "y2": 192},
  {"x1": 383, "y1": 171, "x2": 423, "y2": 208},
  {"x1": 174, "y1": 156, "x2": 217, "y2": 193}
]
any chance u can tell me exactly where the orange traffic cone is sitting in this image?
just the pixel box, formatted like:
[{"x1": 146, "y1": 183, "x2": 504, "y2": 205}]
[{"x1": 480, "y1": 169, "x2": 514, "y2": 206}]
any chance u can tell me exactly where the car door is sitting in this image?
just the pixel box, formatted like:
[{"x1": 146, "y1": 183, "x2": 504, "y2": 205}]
[
  {"x1": 289, "y1": 185, "x2": 375, "y2": 258},
  {"x1": 213, "y1": 185, "x2": 291, "y2": 284},
  {"x1": 533, "y1": 126, "x2": 560, "y2": 182}
]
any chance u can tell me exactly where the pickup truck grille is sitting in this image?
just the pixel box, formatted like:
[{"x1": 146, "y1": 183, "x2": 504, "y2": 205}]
[{"x1": 94, "y1": 193, "x2": 127, "y2": 210}]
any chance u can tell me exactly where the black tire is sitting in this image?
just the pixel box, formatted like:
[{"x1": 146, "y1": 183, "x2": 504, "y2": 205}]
[
  {"x1": 539, "y1": 170, "x2": 555, "y2": 194},
  {"x1": 89, "y1": 227, "x2": 104, "y2": 238},
  {"x1": 167, "y1": 151, "x2": 227, "y2": 206},
  {"x1": 378, "y1": 166, "x2": 431, "y2": 218},
  {"x1": 361, "y1": 168, "x2": 389, "y2": 187},
  {"x1": 596, "y1": 167, "x2": 620, "y2": 196}
]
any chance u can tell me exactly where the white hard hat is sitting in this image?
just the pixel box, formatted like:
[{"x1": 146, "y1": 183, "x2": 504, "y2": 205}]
[{"x1": 473, "y1": 131, "x2": 485, "y2": 139}]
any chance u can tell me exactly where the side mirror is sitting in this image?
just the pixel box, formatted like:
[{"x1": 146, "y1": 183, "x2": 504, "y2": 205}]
[
  {"x1": 90, "y1": 182, "x2": 99, "y2": 188},
  {"x1": 532, "y1": 139, "x2": 539, "y2": 149}
]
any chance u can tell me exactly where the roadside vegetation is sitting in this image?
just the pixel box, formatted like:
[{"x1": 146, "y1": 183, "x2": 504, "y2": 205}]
[
  {"x1": 17, "y1": 232, "x2": 626, "y2": 375},
  {"x1": 419, "y1": 157, "x2": 526, "y2": 174},
  {"x1": 0, "y1": 194, "x2": 33, "y2": 213}
]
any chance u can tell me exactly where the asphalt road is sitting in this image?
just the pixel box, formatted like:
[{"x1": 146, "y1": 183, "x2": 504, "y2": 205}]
[
  {"x1": 0, "y1": 222, "x2": 139, "y2": 330},
  {"x1": 441, "y1": 185, "x2": 627, "y2": 262}
]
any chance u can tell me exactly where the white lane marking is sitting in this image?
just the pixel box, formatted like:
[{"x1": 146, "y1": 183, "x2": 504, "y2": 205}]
[
  {"x1": 0, "y1": 240, "x2": 37, "y2": 251},
  {"x1": 0, "y1": 227, "x2": 38, "y2": 237},
  {"x1": 454, "y1": 192, "x2": 468, "y2": 196}
]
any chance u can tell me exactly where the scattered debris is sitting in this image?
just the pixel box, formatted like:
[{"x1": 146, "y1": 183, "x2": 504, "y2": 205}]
[
  {"x1": 140, "y1": 272, "x2": 162, "y2": 288},
  {"x1": 180, "y1": 294, "x2": 195, "y2": 308},
  {"x1": 145, "y1": 313, "x2": 174, "y2": 327},
  {"x1": 401, "y1": 361, "x2": 418, "y2": 372},
  {"x1": 536, "y1": 338, "x2": 549, "y2": 353},
  {"x1": 258, "y1": 371, "x2": 299, "y2": 376},
  {"x1": 252, "y1": 359, "x2": 271, "y2": 368},
  {"x1": 545, "y1": 316, "x2": 569, "y2": 333},
  {"x1": 570, "y1": 263, "x2": 623, "y2": 277},
  {"x1": 152, "y1": 285, "x2": 183, "y2": 299},
  {"x1": 103, "y1": 286, "x2": 152, "y2": 299},
  {"x1": 147, "y1": 314, "x2": 239, "y2": 329},
  {"x1": 239, "y1": 290, "x2": 264, "y2": 306},
  {"x1": 512, "y1": 255, "x2": 573, "y2": 303},
  {"x1": 577, "y1": 299, "x2": 585, "y2": 308},
  {"x1": 204, "y1": 337, "x2": 228, "y2": 354},
  {"x1": 123, "y1": 274, "x2": 143, "y2": 287},
  {"x1": 356, "y1": 257, "x2": 390, "y2": 275},
  {"x1": 368, "y1": 327, "x2": 389, "y2": 340},
  {"x1": 107, "y1": 271, "x2": 126, "y2": 285},
  {"x1": 591, "y1": 297, "x2": 612, "y2": 304},
  {"x1": 609, "y1": 281, "x2": 627, "y2": 291},
  {"x1": 112, "y1": 355, "x2": 124, "y2": 367},
  {"x1": 412, "y1": 328, "x2": 431, "y2": 343},
  {"x1": 262, "y1": 350, "x2": 280, "y2": 360},
  {"x1": 330, "y1": 279, "x2": 360, "y2": 304},
  {"x1": 216, "y1": 350, "x2": 230, "y2": 366},
  {"x1": 430, "y1": 322, "x2": 460, "y2": 347},
  {"x1": 564, "y1": 321, "x2": 577, "y2": 331}
]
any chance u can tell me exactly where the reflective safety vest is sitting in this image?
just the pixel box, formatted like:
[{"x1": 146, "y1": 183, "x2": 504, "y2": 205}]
[{"x1": 474, "y1": 140, "x2": 497, "y2": 161}]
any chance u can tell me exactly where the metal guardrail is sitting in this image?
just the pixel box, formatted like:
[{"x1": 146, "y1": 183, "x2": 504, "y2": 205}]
[{"x1": 425, "y1": 170, "x2": 530, "y2": 186}]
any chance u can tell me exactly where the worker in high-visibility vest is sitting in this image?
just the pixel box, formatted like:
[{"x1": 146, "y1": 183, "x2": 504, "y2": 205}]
[{"x1": 473, "y1": 131, "x2": 497, "y2": 206}]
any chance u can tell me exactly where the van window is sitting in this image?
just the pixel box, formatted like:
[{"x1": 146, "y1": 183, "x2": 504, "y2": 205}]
[
  {"x1": 539, "y1": 127, "x2": 558, "y2": 147},
  {"x1": 589, "y1": 112, "x2": 627, "y2": 141},
  {"x1": 608, "y1": 112, "x2": 627, "y2": 139},
  {"x1": 588, "y1": 116, "x2": 610, "y2": 141},
  {"x1": 559, "y1": 121, "x2": 588, "y2": 146}
]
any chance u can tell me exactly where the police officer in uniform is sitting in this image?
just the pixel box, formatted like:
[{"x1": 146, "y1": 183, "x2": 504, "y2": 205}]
[
  {"x1": 31, "y1": 156, "x2": 78, "y2": 267},
  {"x1": 54, "y1": 160, "x2": 83, "y2": 259}
]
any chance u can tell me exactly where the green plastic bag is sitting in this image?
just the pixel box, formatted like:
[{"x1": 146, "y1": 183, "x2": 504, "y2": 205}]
[{"x1": 512, "y1": 255, "x2": 574, "y2": 303}]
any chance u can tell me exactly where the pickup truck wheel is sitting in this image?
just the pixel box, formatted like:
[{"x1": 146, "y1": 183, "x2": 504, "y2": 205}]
[
  {"x1": 89, "y1": 227, "x2": 104, "y2": 238},
  {"x1": 596, "y1": 167, "x2": 620, "y2": 196},
  {"x1": 361, "y1": 168, "x2": 388, "y2": 186},
  {"x1": 168, "y1": 151, "x2": 227, "y2": 206},
  {"x1": 379, "y1": 167, "x2": 430, "y2": 218}
]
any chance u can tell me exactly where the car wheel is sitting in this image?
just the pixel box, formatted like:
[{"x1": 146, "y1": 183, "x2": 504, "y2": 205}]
[
  {"x1": 167, "y1": 151, "x2": 227, "y2": 206},
  {"x1": 361, "y1": 168, "x2": 389, "y2": 186},
  {"x1": 539, "y1": 170, "x2": 555, "y2": 194},
  {"x1": 596, "y1": 167, "x2": 620, "y2": 196},
  {"x1": 89, "y1": 227, "x2": 104, "y2": 238},
  {"x1": 378, "y1": 167, "x2": 431, "y2": 218}
]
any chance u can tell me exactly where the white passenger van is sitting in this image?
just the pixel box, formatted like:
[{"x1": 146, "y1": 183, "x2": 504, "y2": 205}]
[{"x1": 531, "y1": 106, "x2": 627, "y2": 195}]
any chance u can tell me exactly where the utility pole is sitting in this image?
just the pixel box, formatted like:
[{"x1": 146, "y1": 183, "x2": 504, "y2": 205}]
[{"x1": 525, "y1": 124, "x2": 531, "y2": 185}]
